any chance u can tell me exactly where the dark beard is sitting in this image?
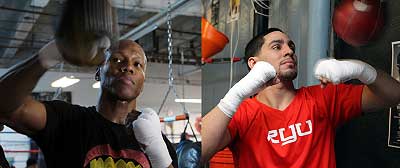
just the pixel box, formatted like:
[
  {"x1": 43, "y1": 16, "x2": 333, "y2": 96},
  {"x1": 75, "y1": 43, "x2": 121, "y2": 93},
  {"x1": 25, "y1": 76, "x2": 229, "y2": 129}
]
[{"x1": 278, "y1": 70, "x2": 297, "y2": 81}]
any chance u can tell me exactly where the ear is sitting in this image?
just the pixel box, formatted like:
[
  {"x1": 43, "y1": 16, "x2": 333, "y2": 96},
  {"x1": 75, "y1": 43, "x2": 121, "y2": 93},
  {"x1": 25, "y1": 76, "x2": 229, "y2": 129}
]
[{"x1": 248, "y1": 56, "x2": 258, "y2": 69}]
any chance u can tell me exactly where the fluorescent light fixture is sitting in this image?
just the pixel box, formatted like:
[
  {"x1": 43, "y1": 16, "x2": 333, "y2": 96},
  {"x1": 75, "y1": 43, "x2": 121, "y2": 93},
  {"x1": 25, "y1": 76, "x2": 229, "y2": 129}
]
[
  {"x1": 31, "y1": 0, "x2": 50, "y2": 8},
  {"x1": 51, "y1": 76, "x2": 80, "y2": 88},
  {"x1": 92, "y1": 81, "x2": 100, "y2": 89},
  {"x1": 174, "y1": 98, "x2": 201, "y2": 104}
]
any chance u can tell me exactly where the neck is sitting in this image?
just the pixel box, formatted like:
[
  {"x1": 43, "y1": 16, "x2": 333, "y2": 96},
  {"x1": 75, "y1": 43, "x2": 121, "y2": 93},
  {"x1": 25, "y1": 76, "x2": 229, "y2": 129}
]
[
  {"x1": 256, "y1": 80, "x2": 296, "y2": 111},
  {"x1": 96, "y1": 92, "x2": 137, "y2": 124}
]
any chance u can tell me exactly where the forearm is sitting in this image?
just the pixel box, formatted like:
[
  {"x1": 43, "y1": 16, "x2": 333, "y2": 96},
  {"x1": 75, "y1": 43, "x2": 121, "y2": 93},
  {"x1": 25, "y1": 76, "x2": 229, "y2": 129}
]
[
  {"x1": 314, "y1": 59, "x2": 400, "y2": 111},
  {"x1": 0, "y1": 54, "x2": 47, "y2": 118},
  {"x1": 362, "y1": 70, "x2": 400, "y2": 111},
  {"x1": 200, "y1": 61, "x2": 276, "y2": 164},
  {"x1": 201, "y1": 107, "x2": 232, "y2": 164}
]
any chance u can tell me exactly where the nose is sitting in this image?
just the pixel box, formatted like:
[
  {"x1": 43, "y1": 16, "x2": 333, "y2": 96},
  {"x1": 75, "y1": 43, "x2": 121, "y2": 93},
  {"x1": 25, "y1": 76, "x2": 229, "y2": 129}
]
[
  {"x1": 283, "y1": 44, "x2": 294, "y2": 57},
  {"x1": 120, "y1": 61, "x2": 134, "y2": 74}
]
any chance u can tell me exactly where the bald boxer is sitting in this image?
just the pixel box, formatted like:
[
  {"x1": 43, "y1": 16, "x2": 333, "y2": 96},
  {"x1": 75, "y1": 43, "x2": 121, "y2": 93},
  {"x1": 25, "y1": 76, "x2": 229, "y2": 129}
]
[
  {"x1": 0, "y1": 40, "x2": 177, "y2": 168},
  {"x1": 201, "y1": 28, "x2": 400, "y2": 167}
]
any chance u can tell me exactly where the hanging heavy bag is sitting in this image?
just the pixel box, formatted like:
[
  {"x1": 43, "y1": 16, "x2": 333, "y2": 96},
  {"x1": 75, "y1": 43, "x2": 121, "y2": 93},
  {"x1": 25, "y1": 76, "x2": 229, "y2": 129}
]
[
  {"x1": 55, "y1": 0, "x2": 119, "y2": 66},
  {"x1": 176, "y1": 133, "x2": 201, "y2": 168}
]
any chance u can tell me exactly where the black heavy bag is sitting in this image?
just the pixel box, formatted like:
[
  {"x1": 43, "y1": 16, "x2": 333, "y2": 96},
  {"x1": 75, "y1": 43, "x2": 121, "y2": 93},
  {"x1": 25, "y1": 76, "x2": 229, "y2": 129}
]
[
  {"x1": 176, "y1": 133, "x2": 201, "y2": 168},
  {"x1": 55, "y1": 0, "x2": 119, "y2": 66}
]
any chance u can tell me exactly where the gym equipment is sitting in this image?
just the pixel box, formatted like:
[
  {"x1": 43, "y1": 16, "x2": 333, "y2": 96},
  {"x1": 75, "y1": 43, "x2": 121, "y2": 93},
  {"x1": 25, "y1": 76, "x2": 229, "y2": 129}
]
[
  {"x1": 333, "y1": 0, "x2": 384, "y2": 47},
  {"x1": 157, "y1": 0, "x2": 189, "y2": 116},
  {"x1": 175, "y1": 120, "x2": 200, "y2": 168},
  {"x1": 203, "y1": 57, "x2": 241, "y2": 64},
  {"x1": 55, "y1": 0, "x2": 119, "y2": 66},
  {"x1": 160, "y1": 114, "x2": 189, "y2": 122},
  {"x1": 201, "y1": 17, "x2": 229, "y2": 61}
]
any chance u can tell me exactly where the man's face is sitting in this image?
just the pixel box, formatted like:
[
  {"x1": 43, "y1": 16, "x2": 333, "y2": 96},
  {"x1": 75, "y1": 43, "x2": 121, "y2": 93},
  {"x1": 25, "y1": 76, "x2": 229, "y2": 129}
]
[
  {"x1": 99, "y1": 40, "x2": 146, "y2": 101},
  {"x1": 256, "y1": 31, "x2": 297, "y2": 81}
]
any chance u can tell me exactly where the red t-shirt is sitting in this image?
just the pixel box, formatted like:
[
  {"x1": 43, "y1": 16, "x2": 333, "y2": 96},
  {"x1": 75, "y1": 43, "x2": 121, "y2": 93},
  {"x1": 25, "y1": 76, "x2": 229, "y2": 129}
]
[{"x1": 228, "y1": 84, "x2": 364, "y2": 168}]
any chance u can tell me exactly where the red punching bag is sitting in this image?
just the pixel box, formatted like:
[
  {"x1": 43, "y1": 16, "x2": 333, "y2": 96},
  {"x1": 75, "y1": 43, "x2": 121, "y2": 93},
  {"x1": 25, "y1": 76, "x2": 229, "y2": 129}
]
[{"x1": 333, "y1": 0, "x2": 384, "y2": 47}]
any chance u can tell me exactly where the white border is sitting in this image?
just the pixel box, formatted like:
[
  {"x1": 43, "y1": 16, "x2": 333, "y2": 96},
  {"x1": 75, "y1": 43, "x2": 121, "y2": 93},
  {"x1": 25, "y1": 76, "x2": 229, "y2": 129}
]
[{"x1": 387, "y1": 41, "x2": 400, "y2": 148}]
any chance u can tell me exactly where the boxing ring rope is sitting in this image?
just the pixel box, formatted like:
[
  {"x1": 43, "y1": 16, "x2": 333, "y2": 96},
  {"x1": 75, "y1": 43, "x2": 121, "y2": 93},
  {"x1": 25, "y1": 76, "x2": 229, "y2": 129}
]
[
  {"x1": 159, "y1": 113, "x2": 199, "y2": 143},
  {"x1": 3, "y1": 149, "x2": 40, "y2": 153},
  {"x1": 159, "y1": 113, "x2": 189, "y2": 122}
]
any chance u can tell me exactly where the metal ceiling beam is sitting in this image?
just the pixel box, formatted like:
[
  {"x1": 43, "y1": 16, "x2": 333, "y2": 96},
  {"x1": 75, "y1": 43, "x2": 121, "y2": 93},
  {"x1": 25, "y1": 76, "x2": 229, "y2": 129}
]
[
  {"x1": 146, "y1": 53, "x2": 200, "y2": 66},
  {"x1": 0, "y1": 45, "x2": 40, "y2": 49},
  {"x1": 112, "y1": 0, "x2": 201, "y2": 17},
  {"x1": 0, "y1": 6, "x2": 57, "y2": 16},
  {"x1": 156, "y1": 28, "x2": 200, "y2": 36},
  {"x1": 0, "y1": 35, "x2": 48, "y2": 44},
  {"x1": 0, "y1": 27, "x2": 49, "y2": 35},
  {"x1": 0, "y1": 20, "x2": 52, "y2": 25},
  {"x1": 120, "y1": 0, "x2": 194, "y2": 41},
  {"x1": 2, "y1": 2, "x2": 49, "y2": 58},
  {"x1": 119, "y1": 22, "x2": 200, "y2": 36}
]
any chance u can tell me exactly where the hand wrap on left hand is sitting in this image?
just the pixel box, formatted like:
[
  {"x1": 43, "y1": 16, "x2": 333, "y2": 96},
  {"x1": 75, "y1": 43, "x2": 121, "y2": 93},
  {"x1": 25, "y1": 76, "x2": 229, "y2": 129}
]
[
  {"x1": 132, "y1": 108, "x2": 172, "y2": 168},
  {"x1": 314, "y1": 59, "x2": 377, "y2": 85}
]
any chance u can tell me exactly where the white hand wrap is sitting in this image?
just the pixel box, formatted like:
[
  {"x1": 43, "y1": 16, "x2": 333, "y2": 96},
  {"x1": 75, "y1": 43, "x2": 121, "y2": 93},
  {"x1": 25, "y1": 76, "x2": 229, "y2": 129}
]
[
  {"x1": 314, "y1": 59, "x2": 377, "y2": 85},
  {"x1": 132, "y1": 108, "x2": 172, "y2": 168},
  {"x1": 218, "y1": 61, "x2": 276, "y2": 118},
  {"x1": 38, "y1": 40, "x2": 63, "y2": 69}
]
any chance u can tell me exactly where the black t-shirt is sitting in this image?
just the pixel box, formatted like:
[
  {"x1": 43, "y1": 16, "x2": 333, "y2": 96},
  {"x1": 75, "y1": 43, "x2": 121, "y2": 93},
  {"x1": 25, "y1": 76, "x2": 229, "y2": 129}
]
[{"x1": 31, "y1": 100, "x2": 178, "y2": 168}]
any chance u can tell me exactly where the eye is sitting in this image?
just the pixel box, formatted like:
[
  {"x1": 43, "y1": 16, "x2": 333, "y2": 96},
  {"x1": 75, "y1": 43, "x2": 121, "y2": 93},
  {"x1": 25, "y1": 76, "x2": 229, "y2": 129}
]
[
  {"x1": 134, "y1": 62, "x2": 143, "y2": 68},
  {"x1": 289, "y1": 43, "x2": 296, "y2": 52},
  {"x1": 111, "y1": 57, "x2": 122, "y2": 63},
  {"x1": 272, "y1": 44, "x2": 281, "y2": 50}
]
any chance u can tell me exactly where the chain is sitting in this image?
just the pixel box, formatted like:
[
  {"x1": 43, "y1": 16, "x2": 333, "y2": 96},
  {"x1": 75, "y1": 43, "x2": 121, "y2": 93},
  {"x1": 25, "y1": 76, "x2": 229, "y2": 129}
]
[
  {"x1": 158, "y1": 0, "x2": 188, "y2": 115},
  {"x1": 167, "y1": 0, "x2": 173, "y2": 86}
]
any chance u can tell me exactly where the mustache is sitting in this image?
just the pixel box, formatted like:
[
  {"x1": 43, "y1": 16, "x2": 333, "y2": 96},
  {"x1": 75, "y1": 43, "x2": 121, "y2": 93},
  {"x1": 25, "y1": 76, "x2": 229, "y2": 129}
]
[{"x1": 280, "y1": 58, "x2": 297, "y2": 65}]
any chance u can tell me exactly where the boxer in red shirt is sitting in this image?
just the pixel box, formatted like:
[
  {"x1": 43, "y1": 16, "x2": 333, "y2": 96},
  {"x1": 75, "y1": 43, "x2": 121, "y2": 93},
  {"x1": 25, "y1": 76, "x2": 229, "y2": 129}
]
[{"x1": 201, "y1": 28, "x2": 400, "y2": 168}]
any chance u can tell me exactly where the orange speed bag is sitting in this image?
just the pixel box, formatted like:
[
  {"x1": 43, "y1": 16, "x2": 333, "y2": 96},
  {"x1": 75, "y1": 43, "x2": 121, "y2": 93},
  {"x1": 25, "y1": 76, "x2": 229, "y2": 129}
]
[{"x1": 201, "y1": 17, "x2": 229, "y2": 61}]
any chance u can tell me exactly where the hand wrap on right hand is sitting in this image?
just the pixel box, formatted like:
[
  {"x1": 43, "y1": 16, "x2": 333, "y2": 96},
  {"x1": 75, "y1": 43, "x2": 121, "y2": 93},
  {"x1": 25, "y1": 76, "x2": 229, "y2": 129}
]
[
  {"x1": 132, "y1": 108, "x2": 172, "y2": 168},
  {"x1": 218, "y1": 61, "x2": 276, "y2": 118}
]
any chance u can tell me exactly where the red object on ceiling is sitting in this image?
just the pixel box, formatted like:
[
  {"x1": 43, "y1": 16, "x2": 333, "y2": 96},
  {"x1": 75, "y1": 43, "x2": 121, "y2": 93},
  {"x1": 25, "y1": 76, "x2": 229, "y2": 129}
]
[{"x1": 201, "y1": 17, "x2": 229, "y2": 62}]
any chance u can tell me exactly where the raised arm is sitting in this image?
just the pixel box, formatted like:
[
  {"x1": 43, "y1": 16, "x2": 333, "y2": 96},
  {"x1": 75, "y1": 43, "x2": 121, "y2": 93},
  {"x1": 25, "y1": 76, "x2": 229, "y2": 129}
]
[
  {"x1": 201, "y1": 61, "x2": 276, "y2": 164},
  {"x1": 0, "y1": 41, "x2": 61, "y2": 135},
  {"x1": 314, "y1": 59, "x2": 400, "y2": 113},
  {"x1": 361, "y1": 70, "x2": 400, "y2": 112}
]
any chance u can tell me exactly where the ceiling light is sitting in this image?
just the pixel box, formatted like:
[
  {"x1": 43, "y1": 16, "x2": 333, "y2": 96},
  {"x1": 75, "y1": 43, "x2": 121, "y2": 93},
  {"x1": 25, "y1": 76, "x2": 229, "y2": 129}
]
[
  {"x1": 174, "y1": 99, "x2": 201, "y2": 104},
  {"x1": 51, "y1": 76, "x2": 80, "y2": 88},
  {"x1": 92, "y1": 81, "x2": 100, "y2": 89},
  {"x1": 31, "y1": 0, "x2": 50, "y2": 8}
]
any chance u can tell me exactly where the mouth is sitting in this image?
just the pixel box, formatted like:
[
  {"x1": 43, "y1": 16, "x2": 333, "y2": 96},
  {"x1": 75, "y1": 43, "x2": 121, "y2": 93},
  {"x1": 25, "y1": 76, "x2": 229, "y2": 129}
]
[
  {"x1": 117, "y1": 75, "x2": 134, "y2": 86},
  {"x1": 280, "y1": 59, "x2": 296, "y2": 66}
]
